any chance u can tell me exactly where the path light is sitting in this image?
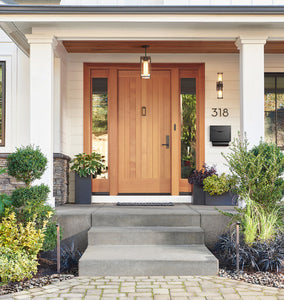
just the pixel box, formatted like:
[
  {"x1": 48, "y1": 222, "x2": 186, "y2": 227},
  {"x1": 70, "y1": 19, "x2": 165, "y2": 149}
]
[
  {"x1": 217, "y1": 72, "x2": 223, "y2": 99},
  {"x1": 140, "y1": 45, "x2": 151, "y2": 79}
]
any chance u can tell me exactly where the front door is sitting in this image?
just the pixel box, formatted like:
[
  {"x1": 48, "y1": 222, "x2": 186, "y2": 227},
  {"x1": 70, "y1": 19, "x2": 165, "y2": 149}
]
[{"x1": 118, "y1": 70, "x2": 171, "y2": 193}]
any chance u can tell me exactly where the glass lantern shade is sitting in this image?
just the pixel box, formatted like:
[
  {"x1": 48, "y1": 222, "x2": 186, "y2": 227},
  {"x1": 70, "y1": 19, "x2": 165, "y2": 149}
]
[{"x1": 140, "y1": 56, "x2": 151, "y2": 79}]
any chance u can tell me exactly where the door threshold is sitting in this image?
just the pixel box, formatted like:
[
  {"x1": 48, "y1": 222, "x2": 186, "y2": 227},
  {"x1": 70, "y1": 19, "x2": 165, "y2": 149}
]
[{"x1": 92, "y1": 195, "x2": 192, "y2": 204}]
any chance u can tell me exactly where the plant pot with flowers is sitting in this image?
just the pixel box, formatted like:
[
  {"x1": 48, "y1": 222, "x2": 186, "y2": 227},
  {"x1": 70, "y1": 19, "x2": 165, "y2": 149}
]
[
  {"x1": 203, "y1": 173, "x2": 237, "y2": 206},
  {"x1": 70, "y1": 152, "x2": 106, "y2": 204},
  {"x1": 188, "y1": 164, "x2": 217, "y2": 205}
]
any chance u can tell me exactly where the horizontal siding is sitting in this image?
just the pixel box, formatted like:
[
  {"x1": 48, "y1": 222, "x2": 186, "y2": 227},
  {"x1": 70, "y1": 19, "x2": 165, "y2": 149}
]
[
  {"x1": 64, "y1": 52, "x2": 284, "y2": 175},
  {"x1": 65, "y1": 53, "x2": 240, "y2": 176}
]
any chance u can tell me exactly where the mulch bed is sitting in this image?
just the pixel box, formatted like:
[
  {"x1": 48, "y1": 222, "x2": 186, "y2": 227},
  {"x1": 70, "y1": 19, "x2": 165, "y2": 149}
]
[
  {"x1": 219, "y1": 268, "x2": 284, "y2": 288},
  {"x1": 0, "y1": 257, "x2": 75, "y2": 296}
]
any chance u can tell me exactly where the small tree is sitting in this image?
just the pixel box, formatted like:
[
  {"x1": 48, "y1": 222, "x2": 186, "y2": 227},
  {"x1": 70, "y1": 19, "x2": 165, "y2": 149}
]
[
  {"x1": 7, "y1": 145, "x2": 47, "y2": 187},
  {"x1": 6, "y1": 145, "x2": 59, "y2": 252}
]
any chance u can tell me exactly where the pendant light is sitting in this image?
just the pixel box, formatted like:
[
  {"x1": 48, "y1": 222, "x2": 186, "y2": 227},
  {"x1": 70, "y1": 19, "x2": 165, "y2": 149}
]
[{"x1": 140, "y1": 45, "x2": 151, "y2": 79}]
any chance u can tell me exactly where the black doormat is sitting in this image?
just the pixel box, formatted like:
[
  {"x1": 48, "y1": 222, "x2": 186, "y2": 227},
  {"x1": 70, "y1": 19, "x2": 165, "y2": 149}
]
[{"x1": 117, "y1": 202, "x2": 174, "y2": 206}]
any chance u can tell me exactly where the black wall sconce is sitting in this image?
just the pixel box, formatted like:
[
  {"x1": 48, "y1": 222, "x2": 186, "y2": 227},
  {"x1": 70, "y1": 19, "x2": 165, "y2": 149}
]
[{"x1": 216, "y1": 72, "x2": 223, "y2": 99}]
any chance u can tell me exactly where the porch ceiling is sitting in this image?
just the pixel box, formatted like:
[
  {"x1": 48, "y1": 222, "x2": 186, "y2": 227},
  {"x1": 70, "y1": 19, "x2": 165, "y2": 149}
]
[{"x1": 62, "y1": 40, "x2": 284, "y2": 54}]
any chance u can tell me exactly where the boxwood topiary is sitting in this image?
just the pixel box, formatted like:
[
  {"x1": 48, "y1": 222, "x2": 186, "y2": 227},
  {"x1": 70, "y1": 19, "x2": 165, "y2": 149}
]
[
  {"x1": 11, "y1": 184, "x2": 50, "y2": 208},
  {"x1": 7, "y1": 145, "x2": 47, "y2": 187}
]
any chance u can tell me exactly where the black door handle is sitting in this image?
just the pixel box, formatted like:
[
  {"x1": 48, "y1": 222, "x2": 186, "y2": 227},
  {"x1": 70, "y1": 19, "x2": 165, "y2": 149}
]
[{"x1": 162, "y1": 135, "x2": 170, "y2": 149}]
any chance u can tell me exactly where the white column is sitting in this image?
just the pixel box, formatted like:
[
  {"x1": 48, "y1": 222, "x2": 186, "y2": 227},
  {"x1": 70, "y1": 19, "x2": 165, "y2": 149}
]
[
  {"x1": 26, "y1": 35, "x2": 57, "y2": 207},
  {"x1": 236, "y1": 38, "x2": 267, "y2": 147}
]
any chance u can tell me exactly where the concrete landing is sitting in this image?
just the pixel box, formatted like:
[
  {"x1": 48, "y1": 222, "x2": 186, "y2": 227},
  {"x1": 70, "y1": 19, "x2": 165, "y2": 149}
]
[{"x1": 79, "y1": 245, "x2": 218, "y2": 276}]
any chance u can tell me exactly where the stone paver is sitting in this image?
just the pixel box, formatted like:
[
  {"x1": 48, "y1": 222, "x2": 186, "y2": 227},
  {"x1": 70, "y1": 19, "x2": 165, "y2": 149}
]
[{"x1": 0, "y1": 276, "x2": 283, "y2": 299}]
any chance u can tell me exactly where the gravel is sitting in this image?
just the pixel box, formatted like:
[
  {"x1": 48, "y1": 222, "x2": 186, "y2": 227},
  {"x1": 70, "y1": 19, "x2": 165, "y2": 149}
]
[
  {"x1": 219, "y1": 268, "x2": 284, "y2": 288},
  {"x1": 0, "y1": 274, "x2": 74, "y2": 296}
]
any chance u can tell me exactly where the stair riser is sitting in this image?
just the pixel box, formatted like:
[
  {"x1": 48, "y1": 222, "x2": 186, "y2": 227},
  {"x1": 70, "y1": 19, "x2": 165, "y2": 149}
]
[
  {"x1": 88, "y1": 231, "x2": 204, "y2": 245},
  {"x1": 92, "y1": 215, "x2": 200, "y2": 227},
  {"x1": 79, "y1": 260, "x2": 218, "y2": 276}
]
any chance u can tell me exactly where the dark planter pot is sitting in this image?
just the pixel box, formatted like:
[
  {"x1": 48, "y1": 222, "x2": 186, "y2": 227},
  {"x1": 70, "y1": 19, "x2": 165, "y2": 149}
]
[
  {"x1": 75, "y1": 173, "x2": 92, "y2": 204},
  {"x1": 193, "y1": 184, "x2": 206, "y2": 205},
  {"x1": 205, "y1": 191, "x2": 236, "y2": 206}
]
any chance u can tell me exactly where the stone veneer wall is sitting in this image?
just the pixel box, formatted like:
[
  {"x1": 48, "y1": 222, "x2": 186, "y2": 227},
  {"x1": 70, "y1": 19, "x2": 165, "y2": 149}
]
[
  {"x1": 0, "y1": 153, "x2": 70, "y2": 206},
  {"x1": 53, "y1": 153, "x2": 71, "y2": 206}
]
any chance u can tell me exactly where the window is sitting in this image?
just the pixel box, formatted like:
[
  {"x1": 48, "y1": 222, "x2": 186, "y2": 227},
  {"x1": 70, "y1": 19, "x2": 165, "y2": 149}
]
[
  {"x1": 92, "y1": 78, "x2": 108, "y2": 178},
  {"x1": 264, "y1": 74, "x2": 284, "y2": 148},
  {"x1": 0, "y1": 62, "x2": 5, "y2": 146},
  {"x1": 180, "y1": 78, "x2": 196, "y2": 178}
]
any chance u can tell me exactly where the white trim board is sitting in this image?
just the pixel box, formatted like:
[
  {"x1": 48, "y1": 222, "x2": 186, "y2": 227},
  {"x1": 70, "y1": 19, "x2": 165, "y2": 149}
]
[{"x1": 92, "y1": 195, "x2": 192, "y2": 203}]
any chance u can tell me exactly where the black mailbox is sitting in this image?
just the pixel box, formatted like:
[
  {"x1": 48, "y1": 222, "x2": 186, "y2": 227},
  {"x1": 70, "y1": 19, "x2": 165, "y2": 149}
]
[{"x1": 210, "y1": 125, "x2": 231, "y2": 146}]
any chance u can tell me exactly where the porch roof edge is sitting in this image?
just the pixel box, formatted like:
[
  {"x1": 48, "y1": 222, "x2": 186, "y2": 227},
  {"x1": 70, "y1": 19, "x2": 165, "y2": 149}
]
[{"x1": 2, "y1": 5, "x2": 284, "y2": 15}]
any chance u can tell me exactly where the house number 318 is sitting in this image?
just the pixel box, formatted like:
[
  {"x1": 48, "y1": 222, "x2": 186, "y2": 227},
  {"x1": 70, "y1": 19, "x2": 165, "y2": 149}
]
[{"x1": 211, "y1": 108, "x2": 229, "y2": 117}]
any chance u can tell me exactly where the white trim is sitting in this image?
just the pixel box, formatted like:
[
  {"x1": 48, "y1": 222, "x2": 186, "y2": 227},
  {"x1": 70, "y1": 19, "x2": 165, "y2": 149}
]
[{"x1": 92, "y1": 195, "x2": 192, "y2": 203}]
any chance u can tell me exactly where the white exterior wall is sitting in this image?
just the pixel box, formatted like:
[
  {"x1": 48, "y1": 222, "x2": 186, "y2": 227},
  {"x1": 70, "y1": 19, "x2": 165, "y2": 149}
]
[
  {"x1": 65, "y1": 53, "x2": 240, "y2": 176},
  {"x1": 0, "y1": 30, "x2": 30, "y2": 153}
]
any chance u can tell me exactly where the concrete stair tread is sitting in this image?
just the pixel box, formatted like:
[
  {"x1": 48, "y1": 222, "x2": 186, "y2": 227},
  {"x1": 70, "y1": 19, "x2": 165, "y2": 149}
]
[
  {"x1": 89, "y1": 226, "x2": 204, "y2": 233},
  {"x1": 92, "y1": 205, "x2": 199, "y2": 216},
  {"x1": 81, "y1": 245, "x2": 216, "y2": 262}
]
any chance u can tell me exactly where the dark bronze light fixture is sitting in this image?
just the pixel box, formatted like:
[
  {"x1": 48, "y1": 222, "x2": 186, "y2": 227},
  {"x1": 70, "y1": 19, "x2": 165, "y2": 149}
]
[
  {"x1": 140, "y1": 45, "x2": 151, "y2": 79},
  {"x1": 217, "y1": 72, "x2": 223, "y2": 99}
]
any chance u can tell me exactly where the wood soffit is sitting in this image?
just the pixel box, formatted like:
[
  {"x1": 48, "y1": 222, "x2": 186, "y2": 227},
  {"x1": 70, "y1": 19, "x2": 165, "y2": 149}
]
[{"x1": 62, "y1": 40, "x2": 284, "y2": 54}]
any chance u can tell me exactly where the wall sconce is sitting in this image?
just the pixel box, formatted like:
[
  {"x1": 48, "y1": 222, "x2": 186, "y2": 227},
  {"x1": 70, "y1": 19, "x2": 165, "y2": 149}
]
[
  {"x1": 140, "y1": 45, "x2": 151, "y2": 79},
  {"x1": 216, "y1": 72, "x2": 223, "y2": 99}
]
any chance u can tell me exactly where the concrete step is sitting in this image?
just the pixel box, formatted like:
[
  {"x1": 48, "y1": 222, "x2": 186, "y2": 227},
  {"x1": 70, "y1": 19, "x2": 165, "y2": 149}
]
[
  {"x1": 88, "y1": 226, "x2": 204, "y2": 245},
  {"x1": 79, "y1": 245, "x2": 218, "y2": 276},
  {"x1": 92, "y1": 205, "x2": 200, "y2": 227}
]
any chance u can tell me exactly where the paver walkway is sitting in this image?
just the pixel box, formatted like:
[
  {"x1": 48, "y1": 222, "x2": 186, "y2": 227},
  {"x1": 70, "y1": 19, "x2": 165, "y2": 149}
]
[{"x1": 1, "y1": 276, "x2": 284, "y2": 300}]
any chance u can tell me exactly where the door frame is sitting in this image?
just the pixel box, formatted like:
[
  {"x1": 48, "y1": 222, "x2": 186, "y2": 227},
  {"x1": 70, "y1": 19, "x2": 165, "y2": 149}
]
[{"x1": 83, "y1": 63, "x2": 205, "y2": 195}]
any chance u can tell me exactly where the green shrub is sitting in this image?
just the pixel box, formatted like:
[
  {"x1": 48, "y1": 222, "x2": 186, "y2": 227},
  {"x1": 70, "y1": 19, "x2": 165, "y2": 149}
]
[
  {"x1": 203, "y1": 173, "x2": 235, "y2": 196},
  {"x1": 223, "y1": 136, "x2": 284, "y2": 211},
  {"x1": 11, "y1": 184, "x2": 49, "y2": 208},
  {"x1": 7, "y1": 145, "x2": 47, "y2": 187},
  {"x1": 0, "y1": 212, "x2": 47, "y2": 256},
  {"x1": 0, "y1": 212, "x2": 49, "y2": 282},
  {"x1": 42, "y1": 221, "x2": 59, "y2": 252},
  {"x1": 0, "y1": 193, "x2": 11, "y2": 218},
  {"x1": 0, "y1": 247, "x2": 38, "y2": 283}
]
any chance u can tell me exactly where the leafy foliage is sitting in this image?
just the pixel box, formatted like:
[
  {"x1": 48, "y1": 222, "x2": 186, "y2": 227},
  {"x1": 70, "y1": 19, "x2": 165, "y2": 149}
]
[
  {"x1": 7, "y1": 145, "x2": 47, "y2": 187},
  {"x1": 0, "y1": 247, "x2": 38, "y2": 283},
  {"x1": 0, "y1": 211, "x2": 49, "y2": 283},
  {"x1": 214, "y1": 231, "x2": 284, "y2": 273},
  {"x1": 60, "y1": 241, "x2": 82, "y2": 273},
  {"x1": 0, "y1": 212, "x2": 48, "y2": 256},
  {"x1": 70, "y1": 152, "x2": 106, "y2": 178},
  {"x1": 188, "y1": 163, "x2": 217, "y2": 188},
  {"x1": 0, "y1": 193, "x2": 11, "y2": 217},
  {"x1": 222, "y1": 136, "x2": 284, "y2": 211},
  {"x1": 11, "y1": 184, "x2": 49, "y2": 208},
  {"x1": 203, "y1": 173, "x2": 235, "y2": 196}
]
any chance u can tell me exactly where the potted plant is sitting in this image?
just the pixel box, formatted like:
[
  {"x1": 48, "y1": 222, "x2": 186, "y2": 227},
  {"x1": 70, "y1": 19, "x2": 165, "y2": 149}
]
[
  {"x1": 70, "y1": 152, "x2": 106, "y2": 204},
  {"x1": 203, "y1": 173, "x2": 237, "y2": 206},
  {"x1": 188, "y1": 164, "x2": 217, "y2": 205}
]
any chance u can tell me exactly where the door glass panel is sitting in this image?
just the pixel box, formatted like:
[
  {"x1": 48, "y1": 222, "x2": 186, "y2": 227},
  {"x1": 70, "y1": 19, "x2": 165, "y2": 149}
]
[
  {"x1": 180, "y1": 78, "x2": 196, "y2": 178},
  {"x1": 265, "y1": 75, "x2": 276, "y2": 144},
  {"x1": 92, "y1": 78, "x2": 108, "y2": 179},
  {"x1": 276, "y1": 76, "x2": 284, "y2": 147}
]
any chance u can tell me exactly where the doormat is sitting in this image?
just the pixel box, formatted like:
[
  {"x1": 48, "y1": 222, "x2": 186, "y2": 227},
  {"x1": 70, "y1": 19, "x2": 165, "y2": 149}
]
[{"x1": 117, "y1": 202, "x2": 174, "y2": 206}]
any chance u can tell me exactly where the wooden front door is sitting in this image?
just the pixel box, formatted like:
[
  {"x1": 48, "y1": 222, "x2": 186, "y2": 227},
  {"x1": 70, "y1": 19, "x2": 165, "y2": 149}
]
[{"x1": 118, "y1": 70, "x2": 171, "y2": 193}]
